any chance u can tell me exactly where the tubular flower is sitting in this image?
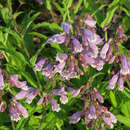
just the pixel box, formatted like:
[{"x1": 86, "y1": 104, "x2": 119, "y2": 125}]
[
  {"x1": 56, "y1": 53, "x2": 68, "y2": 62},
  {"x1": 25, "y1": 87, "x2": 40, "y2": 104},
  {"x1": 53, "y1": 87, "x2": 67, "y2": 96},
  {"x1": 67, "y1": 87, "x2": 81, "y2": 97},
  {"x1": 61, "y1": 22, "x2": 71, "y2": 34},
  {"x1": 71, "y1": 38, "x2": 83, "y2": 54},
  {"x1": 102, "y1": 111, "x2": 117, "y2": 129},
  {"x1": 120, "y1": 55, "x2": 130, "y2": 75},
  {"x1": 87, "y1": 103, "x2": 97, "y2": 120},
  {"x1": 118, "y1": 75, "x2": 124, "y2": 91},
  {"x1": 9, "y1": 75, "x2": 28, "y2": 90},
  {"x1": 47, "y1": 33, "x2": 66, "y2": 44},
  {"x1": 107, "y1": 73, "x2": 119, "y2": 90},
  {"x1": 9, "y1": 101, "x2": 28, "y2": 122},
  {"x1": 50, "y1": 98, "x2": 61, "y2": 112},
  {"x1": 0, "y1": 101, "x2": 6, "y2": 112},
  {"x1": 0, "y1": 70, "x2": 4, "y2": 90},
  {"x1": 42, "y1": 63, "x2": 53, "y2": 79},
  {"x1": 69, "y1": 111, "x2": 82, "y2": 124},
  {"x1": 34, "y1": 58, "x2": 47, "y2": 72},
  {"x1": 60, "y1": 95, "x2": 68, "y2": 104}
]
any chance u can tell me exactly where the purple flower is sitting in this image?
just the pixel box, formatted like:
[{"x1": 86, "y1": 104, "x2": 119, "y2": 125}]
[
  {"x1": 75, "y1": 66, "x2": 84, "y2": 75},
  {"x1": 37, "y1": 93, "x2": 46, "y2": 105},
  {"x1": 61, "y1": 70, "x2": 77, "y2": 80},
  {"x1": 53, "y1": 87, "x2": 67, "y2": 96},
  {"x1": 118, "y1": 76, "x2": 124, "y2": 91},
  {"x1": 67, "y1": 87, "x2": 81, "y2": 97},
  {"x1": 0, "y1": 101, "x2": 6, "y2": 112},
  {"x1": 54, "y1": 61, "x2": 66, "y2": 74},
  {"x1": 50, "y1": 98, "x2": 61, "y2": 112},
  {"x1": 56, "y1": 53, "x2": 68, "y2": 62},
  {"x1": 0, "y1": 70, "x2": 4, "y2": 90},
  {"x1": 34, "y1": 58, "x2": 47, "y2": 72},
  {"x1": 100, "y1": 42, "x2": 109, "y2": 59},
  {"x1": 47, "y1": 33, "x2": 66, "y2": 44},
  {"x1": 102, "y1": 111, "x2": 117, "y2": 129},
  {"x1": 72, "y1": 38, "x2": 83, "y2": 54},
  {"x1": 25, "y1": 87, "x2": 40, "y2": 104},
  {"x1": 120, "y1": 55, "x2": 130, "y2": 75},
  {"x1": 87, "y1": 103, "x2": 97, "y2": 119},
  {"x1": 61, "y1": 22, "x2": 71, "y2": 34},
  {"x1": 83, "y1": 19, "x2": 96, "y2": 28},
  {"x1": 9, "y1": 101, "x2": 28, "y2": 121},
  {"x1": 69, "y1": 111, "x2": 82, "y2": 124},
  {"x1": 107, "y1": 73, "x2": 119, "y2": 90},
  {"x1": 13, "y1": 90, "x2": 28, "y2": 100},
  {"x1": 106, "y1": 44, "x2": 113, "y2": 61},
  {"x1": 42, "y1": 63, "x2": 53, "y2": 79},
  {"x1": 60, "y1": 95, "x2": 68, "y2": 104},
  {"x1": 9, "y1": 75, "x2": 28, "y2": 90}
]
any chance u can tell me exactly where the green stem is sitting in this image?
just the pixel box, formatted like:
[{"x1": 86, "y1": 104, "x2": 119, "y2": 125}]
[{"x1": 105, "y1": 31, "x2": 108, "y2": 42}]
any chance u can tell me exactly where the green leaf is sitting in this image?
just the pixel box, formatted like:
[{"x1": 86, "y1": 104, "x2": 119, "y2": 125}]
[
  {"x1": 101, "y1": 0, "x2": 119, "y2": 28},
  {"x1": 7, "y1": 0, "x2": 12, "y2": 12},
  {"x1": 117, "y1": 42, "x2": 127, "y2": 55},
  {"x1": 33, "y1": 22, "x2": 63, "y2": 33},
  {"x1": 74, "y1": 0, "x2": 83, "y2": 14},
  {"x1": 117, "y1": 115, "x2": 130, "y2": 127},
  {"x1": 50, "y1": 43, "x2": 64, "y2": 53},
  {"x1": 109, "y1": 91, "x2": 117, "y2": 107},
  {"x1": 121, "y1": 101, "x2": 130, "y2": 117},
  {"x1": 13, "y1": 11, "x2": 24, "y2": 19},
  {"x1": 46, "y1": 0, "x2": 51, "y2": 10}
]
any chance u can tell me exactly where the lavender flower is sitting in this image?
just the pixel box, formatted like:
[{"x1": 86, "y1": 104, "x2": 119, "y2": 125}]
[
  {"x1": 106, "y1": 44, "x2": 113, "y2": 61},
  {"x1": 60, "y1": 95, "x2": 68, "y2": 104},
  {"x1": 0, "y1": 101, "x2": 6, "y2": 112},
  {"x1": 53, "y1": 87, "x2": 67, "y2": 96},
  {"x1": 69, "y1": 111, "x2": 82, "y2": 124},
  {"x1": 108, "y1": 54, "x2": 117, "y2": 64},
  {"x1": 34, "y1": 58, "x2": 47, "y2": 72},
  {"x1": 0, "y1": 70, "x2": 4, "y2": 90},
  {"x1": 13, "y1": 90, "x2": 28, "y2": 100},
  {"x1": 107, "y1": 73, "x2": 119, "y2": 90},
  {"x1": 37, "y1": 93, "x2": 46, "y2": 105},
  {"x1": 100, "y1": 42, "x2": 109, "y2": 59},
  {"x1": 42, "y1": 63, "x2": 53, "y2": 79},
  {"x1": 25, "y1": 87, "x2": 40, "y2": 104},
  {"x1": 56, "y1": 53, "x2": 68, "y2": 62},
  {"x1": 87, "y1": 103, "x2": 97, "y2": 119},
  {"x1": 96, "y1": 92, "x2": 104, "y2": 103},
  {"x1": 102, "y1": 111, "x2": 117, "y2": 129},
  {"x1": 9, "y1": 75, "x2": 28, "y2": 90},
  {"x1": 83, "y1": 19, "x2": 96, "y2": 28},
  {"x1": 47, "y1": 33, "x2": 66, "y2": 44},
  {"x1": 72, "y1": 38, "x2": 83, "y2": 54},
  {"x1": 118, "y1": 76, "x2": 124, "y2": 91},
  {"x1": 54, "y1": 61, "x2": 66, "y2": 74},
  {"x1": 9, "y1": 101, "x2": 28, "y2": 121},
  {"x1": 50, "y1": 98, "x2": 61, "y2": 112},
  {"x1": 120, "y1": 55, "x2": 130, "y2": 75},
  {"x1": 61, "y1": 22, "x2": 71, "y2": 34},
  {"x1": 67, "y1": 87, "x2": 81, "y2": 97}
]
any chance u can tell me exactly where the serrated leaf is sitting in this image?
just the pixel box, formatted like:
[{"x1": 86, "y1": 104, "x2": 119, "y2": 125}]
[{"x1": 109, "y1": 91, "x2": 117, "y2": 107}]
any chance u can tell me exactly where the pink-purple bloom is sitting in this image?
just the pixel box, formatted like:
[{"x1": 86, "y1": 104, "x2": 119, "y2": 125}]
[
  {"x1": 0, "y1": 69, "x2": 4, "y2": 90},
  {"x1": 47, "y1": 33, "x2": 66, "y2": 44},
  {"x1": 69, "y1": 111, "x2": 82, "y2": 124},
  {"x1": 56, "y1": 53, "x2": 68, "y2": 62},
  {"x1": 9, "y1": 75, "x2": 28, "y2": 90},
  {"x1": 34, "y1": 58, "x2": 47, "y2": 72},
  {"x1": 61, "y1": 22, "x2": 71, "y2": 34},
  {"x1": 118, "y1": 75, "x2": 124, "y2": 91},
  {"x1": 102, "y1": 110, "x2": 117, "y2": 129},
  {"x1": 50, "y1": 98, "x2": 61, "y2": 112},
  {"x1": 107, "y1": 73, "x2": 119, "y2": 90},
  {"x1": 120, "y1": 55, "x2": 130, "y2": 75},
  {"x1": 67, "y1": 87, "x2": 81, "y2": 97},
  {"x1": 72, "y1": 38, "x2": 83, "y2": 54},
  {"x1": 42, "y1": 63, "x2": 53, "y2": 79}
]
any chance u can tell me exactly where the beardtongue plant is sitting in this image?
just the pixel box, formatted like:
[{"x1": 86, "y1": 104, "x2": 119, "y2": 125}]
[{"x1": 0, "y1": 4, "x2": 129, "y2": 129}]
